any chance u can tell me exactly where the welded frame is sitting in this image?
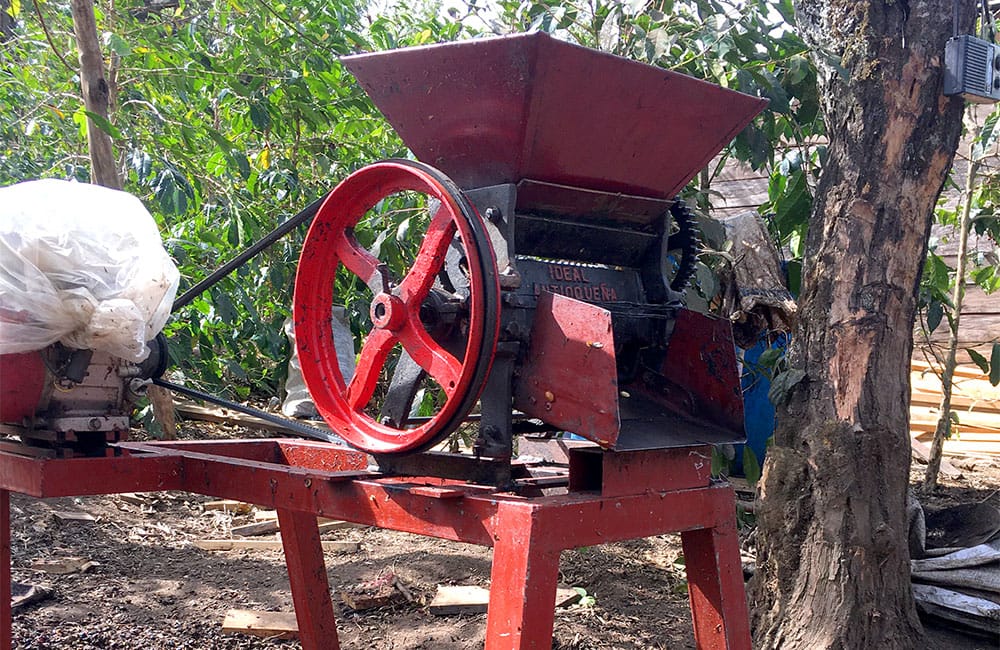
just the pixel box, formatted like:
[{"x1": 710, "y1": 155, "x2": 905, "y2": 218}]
[{"x1": 0, "y1": 439, "x2": 750, "y2": 650}]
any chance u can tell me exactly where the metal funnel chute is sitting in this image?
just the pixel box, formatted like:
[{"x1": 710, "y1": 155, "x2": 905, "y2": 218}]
[{"x1": 342, "y1": 32, "x2": 767, "y2": 198}]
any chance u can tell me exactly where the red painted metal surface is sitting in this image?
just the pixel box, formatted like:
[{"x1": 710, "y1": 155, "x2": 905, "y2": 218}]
[
  {"x1": 1, "y1": 490, "x2": 10, "y2": 650},
  {"x1": 0, "y1": 442, "x2": 750, "y2": 649},
  {"x1": 0, "y1": 352, "x2": 46, "y2": 424},
  {"x1": 682, "y1": 523, "x2": 751, "y2": 650},
  {"x1": 657, "y1": 310, "x2": 745, "y2": 434},
  {"x1": 485, "y1": 501, "x2": 561, "y2": 650},
  {"x1": 277, "y1": 508, "x2": 341, "y2": 650},
  {"x1": 343, "y1": 33, "x2": 768, "y2": 199},
  {"x1": 570, "y1": 445, "x2": 713, "y2": 497},
  {"x1": 513, "y1": 291, "x2": 620, "y2": 447},
  {"x1": 294, "y1": 160, "x2": 500, "y2": 454},
  {"x1": 0, "y1": 452, "x2": 184, "y2": 498}
]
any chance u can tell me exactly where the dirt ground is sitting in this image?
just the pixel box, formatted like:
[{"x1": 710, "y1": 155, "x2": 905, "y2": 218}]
[{"x1": 7, "y1": 420, "x2": 1000, "y2": 649}]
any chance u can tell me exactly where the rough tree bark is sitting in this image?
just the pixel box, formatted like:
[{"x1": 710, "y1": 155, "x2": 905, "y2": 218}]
[
  {"x1": 751, "y1": 2, "x2": 975, "y2": 649},
  {"x1": 70, "y1": 0, "x2": 120, "y2": 190}
]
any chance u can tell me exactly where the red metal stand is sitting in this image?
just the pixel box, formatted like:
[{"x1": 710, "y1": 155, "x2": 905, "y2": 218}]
[
  {"x1": 2, "y1": 489, "x2": 10, "y2": 650},
  {"x1": 0, "y1": 439, "x2": 750, "y2": 649}
]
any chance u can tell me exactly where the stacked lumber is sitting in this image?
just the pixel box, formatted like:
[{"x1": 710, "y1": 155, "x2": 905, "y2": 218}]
[{"x1": 910, "y1": 361, "x2": 1000, "y2": 458}]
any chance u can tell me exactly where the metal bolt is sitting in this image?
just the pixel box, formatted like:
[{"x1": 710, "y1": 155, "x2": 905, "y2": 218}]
[
  {"x1": 484, "y1": 207, "x2": 502, "y2": 223},
  {"x1": 88, "y1": 418, "x2": 102, "y2": 430}
]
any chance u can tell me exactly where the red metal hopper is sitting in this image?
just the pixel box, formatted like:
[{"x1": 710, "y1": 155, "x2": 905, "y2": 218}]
[{"x1": 343, "y1": 32, "x2": 767, "y2": 198}]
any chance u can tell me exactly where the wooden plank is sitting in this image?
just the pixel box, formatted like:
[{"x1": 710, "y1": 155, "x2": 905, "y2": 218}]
[
  {"x1": 249, "y1": 512, "x2": 365, "y2": 533},
  {"x1": 51, "y1": 511, "x2": 97, "y2": 523},
  {"x1": 175, "y1": 401, "x2": 335, "y2": 436},
  {"x1": 910, "y1": 393, "x2": 1000, "y2": 412},
  {"x1": 910, "y1": 407, "x2": 1000, "y2": 429},
  {"x1": 317, "y1": 520, "x2": 365, "y2": 533},
  {"x1": 175, "y1": 401, "x2": 285, "y2": 433},
  {"x1": 429, "y1": 585, "x2": 582, "y2": 616},
  {"x1": 913, "y1": 440, "x2": 1000, "y2": 456},
  {"x1": 10, "y1": 583, "x2": 52, "y2": 613},
  {"x1": 222, "y1": 609, "x2": 298, "y2": 640},
  {"x1": 230, "y1": 520, "x2": 279, "y2": 537},
  {"x1": 30, "y1": 557, "x2": 99, "y2": 575},
  {"x1": 429, "y1": 585, "x2": 490, "y2": 615},
  {"x1": 254, "y1": 510, "x2": 278, "y2": 521},
  {"x1": 193, "y1": 539, "x2": 359, "y2": 552},
  {"x1": 203, "y1": 500, "x2": 253, "y2": 514},
  {"x1": 911, "y1": 360, "x2": 997, "y2": 380}
]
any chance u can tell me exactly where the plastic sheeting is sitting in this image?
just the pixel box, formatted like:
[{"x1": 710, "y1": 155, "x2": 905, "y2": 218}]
[{"x1": 0, "y1": 180, "x2": 179, "y2": 361}]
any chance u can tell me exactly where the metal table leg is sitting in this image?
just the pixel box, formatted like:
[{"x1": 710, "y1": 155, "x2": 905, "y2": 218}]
[
  {"x1": 277, "y1": 508, "x2": 340, "y2": 650},
  {"x1": 1, "y1": 490, "x2": 11, "y2": 650},
  {"x1": 485, "y1": 502, "x2": 561, "y2": 650},
  {"x1": 680, "y1": 491, "x2": 751, "y2": 650}
]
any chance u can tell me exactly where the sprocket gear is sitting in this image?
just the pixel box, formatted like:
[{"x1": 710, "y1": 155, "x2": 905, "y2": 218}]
[{"x1": 667, "y1": 198, "x2": 701, "y2": 292}]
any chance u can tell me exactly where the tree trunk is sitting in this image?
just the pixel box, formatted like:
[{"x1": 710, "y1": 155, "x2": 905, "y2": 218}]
[
  {"x1": 70, "y1": 0, "x2": 120, "y2": 190},
  {"x1": 69, "y1": 0, "x2": 176, "y2": 438},
  {"x1": 751, "y1": 2, "x2": 974, "y2": 648}
]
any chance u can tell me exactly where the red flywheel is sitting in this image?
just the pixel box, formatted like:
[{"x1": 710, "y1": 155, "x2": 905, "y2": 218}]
[{"x1": 293, "y1": 160, "x2": 500, "y2": 455}]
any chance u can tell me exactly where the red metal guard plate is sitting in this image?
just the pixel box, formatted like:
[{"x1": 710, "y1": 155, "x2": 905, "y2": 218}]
[{"x1": 513, "y1": 291, "x2": 620, "y2": 447}]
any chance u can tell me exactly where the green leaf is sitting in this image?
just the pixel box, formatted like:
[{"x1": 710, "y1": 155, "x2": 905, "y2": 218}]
[
  {"x1": 249, "y1": 100, "x2": 272, "y2": 130},
  {"x1": 83, "y1": 111, "x2": 122, "y2": 139},
  {"x1": 785, "y1": 258, "x2": 802, "y2": 295},
  {"x1": 991, "y1": 342, "x2": 1000, "y2": 386},
  {"x1": 968, "y1": 348, "x2": 990, "y2": 374},
  {"x1": 974, "y1": 110, "x2": 1000, "y2": 160},
  {"x1": 107, "y1": 33, "x2": 132, "y2": 57},
  {"x1": 710, "y1": 446, "x2": 728, "y2": 478},
  {"x1": 926, "y1": 300, "x2": 944, "y2": 333},
  {"x1": 757, "y1": 347, "x2": 784, "y2": 370},
  {"x1": 770, "y1": 170, "x2": 811, "y2": 238},
  {"x1": 768, "y1": 368, "x2": 806, "y2": 405},
  {"x1": 6, "y1": 0, "x2": 19, "y2": 18}
]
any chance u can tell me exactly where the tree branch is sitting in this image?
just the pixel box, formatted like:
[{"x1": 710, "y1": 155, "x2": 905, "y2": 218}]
[{"x1": 32, "y1": 0, "x2": 75, "y2": 73}]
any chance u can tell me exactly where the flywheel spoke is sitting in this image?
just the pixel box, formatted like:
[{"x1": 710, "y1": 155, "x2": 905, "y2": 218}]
[
  {"x1": 345, "y1": 328, "x2": 396, "y2": 411},
  {"x1": 397, "y1": 315, "x2": 462, "y2": 398},
  {"x1": 334, "y1": 229, "x2": 391, "y2": 295},
  {"x1": 398, "y1": 208, "x2": 457, "y2": 304}
]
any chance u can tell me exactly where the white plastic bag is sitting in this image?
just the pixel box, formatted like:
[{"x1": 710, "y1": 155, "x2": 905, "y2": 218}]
[
  {"x1": 282, "y1": 307, "x2": 355, "y2": 418},
  {"x1": 0, "y1": 179, "x2": 180, "y2": 361}
]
